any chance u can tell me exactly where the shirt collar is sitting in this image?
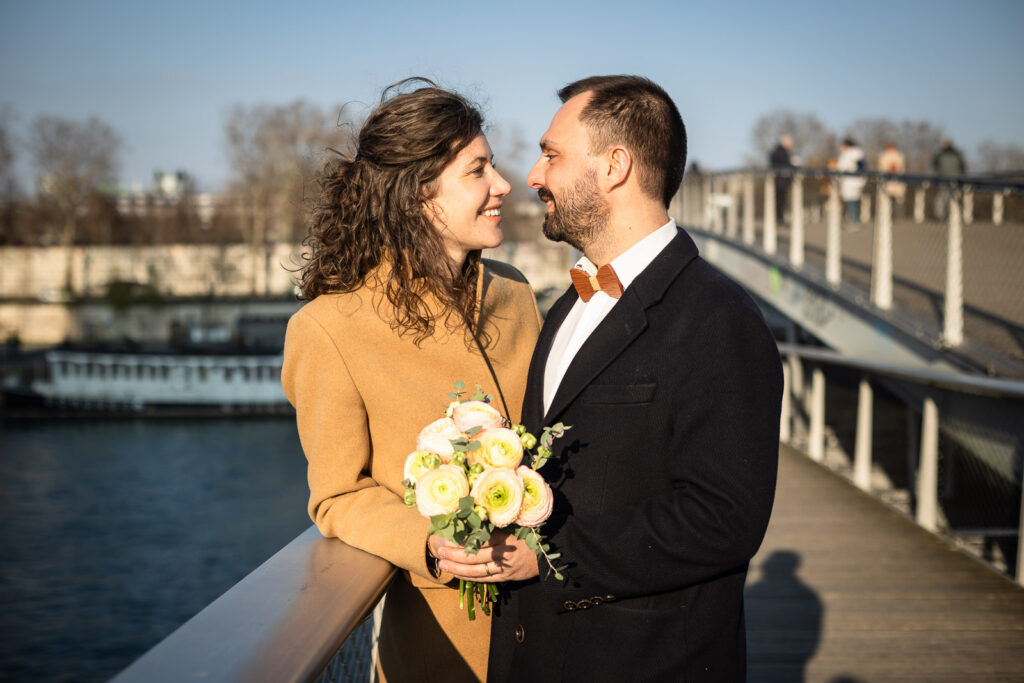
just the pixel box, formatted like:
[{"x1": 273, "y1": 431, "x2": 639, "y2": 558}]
[{"x1": 574, "y1": 218, "x2": 678, "y2": 290}]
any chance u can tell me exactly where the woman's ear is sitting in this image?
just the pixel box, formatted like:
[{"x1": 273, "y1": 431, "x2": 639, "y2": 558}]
[{"x1": 421, "y1": 195, "x2": 445, "y2": 228}]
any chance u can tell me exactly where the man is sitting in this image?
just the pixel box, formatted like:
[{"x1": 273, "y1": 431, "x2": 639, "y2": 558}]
[
  {"x1": 932, "y1": 139, "x2": 966, "y2": 220},
  {"x1": 435, "y1": 76, "x2": 782, "y2": 681},
  {"x1": 769, "y1": 134, "x2": 795, "y2": 224},
  {"x1": 837, "y1": 138, "x2": 867, "y2": 227}
]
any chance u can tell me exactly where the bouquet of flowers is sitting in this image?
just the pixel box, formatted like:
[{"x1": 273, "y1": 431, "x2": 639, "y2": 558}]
[{"x1": 402, "y1": 381, "x2": 569, "y2": 620}]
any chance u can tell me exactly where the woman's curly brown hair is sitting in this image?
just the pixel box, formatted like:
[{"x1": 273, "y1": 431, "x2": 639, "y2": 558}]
[{"x1": 300, "y1": 78, "x2": 485, "y2": 344}]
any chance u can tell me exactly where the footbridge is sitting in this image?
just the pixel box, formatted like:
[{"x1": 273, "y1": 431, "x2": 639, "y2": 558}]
[{"x1": 112, "y1": 168, "x2": 1024, "y2": 681}]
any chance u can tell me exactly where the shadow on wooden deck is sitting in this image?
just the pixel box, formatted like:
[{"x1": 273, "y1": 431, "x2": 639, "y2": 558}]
[{"x1": 746, "y1": 445, "x2": 1024, "y2": 682}]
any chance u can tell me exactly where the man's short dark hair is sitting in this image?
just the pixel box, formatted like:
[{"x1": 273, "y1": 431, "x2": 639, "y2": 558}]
[{"x1": 559, "y1": 75, "x2": 686, "y2": 207}]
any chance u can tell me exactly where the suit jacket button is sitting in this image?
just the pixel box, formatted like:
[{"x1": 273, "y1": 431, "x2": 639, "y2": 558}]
[{"x1": 515, "y1": 624, "x2": 525, "y2": 643}]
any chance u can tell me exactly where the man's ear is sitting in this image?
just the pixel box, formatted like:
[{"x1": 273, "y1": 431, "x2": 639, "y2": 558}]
[{"x1": 599, "y1": 146, "x2": 631, "y2": 192}]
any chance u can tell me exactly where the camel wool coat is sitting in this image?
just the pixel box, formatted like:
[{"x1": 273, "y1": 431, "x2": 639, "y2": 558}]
[{"x1": 281, "y1": 259, "x2": 540, "y2": 683}]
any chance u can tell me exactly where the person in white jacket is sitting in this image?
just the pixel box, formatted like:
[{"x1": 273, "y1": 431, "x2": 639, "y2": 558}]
[{"x1": 837, "y1": 138, "x2": 866, "y2": 226}]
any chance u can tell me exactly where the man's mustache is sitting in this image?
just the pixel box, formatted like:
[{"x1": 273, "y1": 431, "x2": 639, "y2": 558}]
[{"x1": 537, "y1": 188, "x2": 554, "y2": 203}]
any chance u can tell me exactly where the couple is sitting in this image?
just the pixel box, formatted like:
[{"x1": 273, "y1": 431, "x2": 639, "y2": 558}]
[{"x1": 281, "y1": 75, "x2": 782, "y2": 682}]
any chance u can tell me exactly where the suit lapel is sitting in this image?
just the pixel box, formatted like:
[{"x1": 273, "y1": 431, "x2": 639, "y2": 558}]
[
  {"x1": 542, "y1": 228, "x2": 701, "y2": 425},
  {"x1": 542, "y1": 289, "x2": 647, "y2": 424}
]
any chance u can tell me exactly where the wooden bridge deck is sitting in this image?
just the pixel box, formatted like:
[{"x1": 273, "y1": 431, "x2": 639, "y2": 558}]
[{"x1": 746, "y1": 445, "x2": 1024, "y2": 682}]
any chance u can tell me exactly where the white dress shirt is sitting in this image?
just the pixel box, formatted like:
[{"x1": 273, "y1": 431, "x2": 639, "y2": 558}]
[{"x1": 543, "y1": 219, "x2": 678, "y2": 413}]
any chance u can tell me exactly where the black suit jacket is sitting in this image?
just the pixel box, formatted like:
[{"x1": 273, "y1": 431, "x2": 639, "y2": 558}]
[{"x1": 488, "y1": 228, "x2": 782, "y2": 682}]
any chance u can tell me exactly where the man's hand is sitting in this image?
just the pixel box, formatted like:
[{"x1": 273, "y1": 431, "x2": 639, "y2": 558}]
[{"x1": 431, "y1": 531, "x2": 540, "y2": 583}]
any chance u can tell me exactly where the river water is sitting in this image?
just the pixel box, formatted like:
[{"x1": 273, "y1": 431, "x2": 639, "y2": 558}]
[{"x1": 0, "y1": 416, "x2": 312, "y2": 682}]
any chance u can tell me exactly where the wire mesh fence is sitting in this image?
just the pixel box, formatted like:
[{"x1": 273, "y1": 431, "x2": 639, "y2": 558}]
[{"x1": 314, "y1": 617, "x2": 376, "y2": 683}]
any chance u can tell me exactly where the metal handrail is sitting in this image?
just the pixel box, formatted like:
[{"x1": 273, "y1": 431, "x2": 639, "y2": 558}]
[
  {"x1": 698, "y1": 166, "x2": 1024, "y2": 195},
  {"x1": 776, "y1": 343, "x2": 1024, "y2": 398},
  {"x1": 676, "y1": 165, "x2": 1024, "y2": 360},
  {"x1": 111, "y1": 526, "x2": 395, "y2": 683}
]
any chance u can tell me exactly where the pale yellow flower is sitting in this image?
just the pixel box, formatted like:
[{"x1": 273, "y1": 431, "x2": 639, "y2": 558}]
[
  {"x1": 415, "y1": 465, "x2": 470, "y2": 517},
  {"x1": 515, "y1": 466, "x2": 554, "y2": 527},
  {"x1": 403, "y1": 450, "x2": 441, "y2": 484},
  {"x1": 416, "y1": 417, "x2": 464, "y2": 457},
  {"x1": 451, "y1": 400, "x2": 505, "y2": 433},
  {"x1": 468, "y1": 428, "x2": 525, "y2": 469},
  {"x1": 470, "y1": 467, "x2": 524, "y2": 528}
]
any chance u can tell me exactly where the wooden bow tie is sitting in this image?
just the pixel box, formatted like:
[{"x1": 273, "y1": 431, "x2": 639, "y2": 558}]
[{"x1": 570, "y1": 264, "x2": 624, "y2": 302}]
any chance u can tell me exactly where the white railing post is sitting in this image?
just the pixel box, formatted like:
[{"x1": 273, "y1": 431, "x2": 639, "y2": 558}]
[
  {"x1": 963, "y1": 186, "x2": 974, "y2": 225},
  {"x1": 944, "y1": 191, "x2": 964, "y2": 346},
  {"x1": 790, "y1": 173, "x2": 804, "y2": 268},
  {"x1": 763, "y1": 173, "x2": 777, "y2": 255},
  {"x1": 993, "y1": 191, "x2": 1005, "y2": 227},
  {"x1": 809, "y1": 365, "x2": 825, "y2": 462},
  {"x1": 915, "y1": 184, "x2": 927, "y2": 223},
  {"x1": 710, "y1": 177, "x2": 723, "y2": 234},
  {"x1": 826, "y1": 179, "x2": 842, "y2": 286},
  {"x1": 726, "y1": 175, "x2": 738, "y2": 239},
  {"x1": 702, "y1": 176, "x2": 712, "y2": 230},
  {"x1": 861, "y1": 192, "x2": 871, "y2": 225},
  {"x1": 780, "y1": 360, "x2": 791, "y2": 443},
  {"x1": 743, "y1": 173, "x2": 755, "y2": 245},
  {"x1": 1018, "y1": 473, "x2": 1024, "y2": 585},
  {"x1": 854, "y1": 377, "x2": 873, "y2": 491},
  {"x1": 916, "y1": 396, "x2": 940, "y2": 532},
  {"x1": 871, "y1": 183, "x2": 893, "y2": 309},
  {"x1": 370, "y1": 598, "x2": 385, "y2": 683}
]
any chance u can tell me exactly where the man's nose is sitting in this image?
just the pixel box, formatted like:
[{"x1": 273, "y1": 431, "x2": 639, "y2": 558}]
[{"x1": 526, "y1": 158, "x2": 544, "y2": 189}]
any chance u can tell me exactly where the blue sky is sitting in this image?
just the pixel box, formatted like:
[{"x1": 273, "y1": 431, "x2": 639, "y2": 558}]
[{"x1": 2, "y1": 0, "x2": 1022, "y2": 191}]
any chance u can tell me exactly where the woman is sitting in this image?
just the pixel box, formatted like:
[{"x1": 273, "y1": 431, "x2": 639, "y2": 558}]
[{"x1": 281, "y1": 79, "x2": 540, "y2": 682}]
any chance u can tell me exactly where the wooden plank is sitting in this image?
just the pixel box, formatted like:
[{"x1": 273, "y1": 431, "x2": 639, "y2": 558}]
[{"x1": 746, "y1": 446, "x2": 1024, "y2": 681}]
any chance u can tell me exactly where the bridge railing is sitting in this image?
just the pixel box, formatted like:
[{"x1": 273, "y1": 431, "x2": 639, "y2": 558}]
[
  {"x1": 777, "y1": 342, "x2": 1024, "y2": 585},
  {"x1": 110, "y1": 526, "x2": 394, "y2": 683},
  {"x1": 674, "y1": 168, "x2": 1024, "y2": 376}
]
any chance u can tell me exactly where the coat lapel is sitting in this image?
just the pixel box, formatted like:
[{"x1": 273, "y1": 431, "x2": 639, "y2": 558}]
[{"x1": 541, "y1": 228, "x2": 701, "y2": 425}]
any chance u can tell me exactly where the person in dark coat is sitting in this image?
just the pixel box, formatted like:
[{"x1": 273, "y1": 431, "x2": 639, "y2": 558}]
[
  {"x1": 769, "y1": 134, "x2": 795, "y2": 224},
  {"x1": 932, "y1": 139, "x2": 967, "y2": 220},
  {"x1": 434, "y1": 75, "x2": 783, "y2": 682}
]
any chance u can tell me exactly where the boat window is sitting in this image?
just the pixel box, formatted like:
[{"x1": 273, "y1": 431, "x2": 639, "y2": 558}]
[{"x1": 198, "y1": 366, "x2": 208, "y2": 381}]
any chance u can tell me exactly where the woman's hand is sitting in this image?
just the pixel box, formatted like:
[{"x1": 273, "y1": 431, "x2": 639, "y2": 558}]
[{"x1": 431, "y1": 531, "x2": 540, "y2": 583}]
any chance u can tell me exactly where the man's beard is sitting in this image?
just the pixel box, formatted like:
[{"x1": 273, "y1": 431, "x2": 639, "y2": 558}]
[{"x1": 539, "y1": 169, "x2": 609, "y2": 251}]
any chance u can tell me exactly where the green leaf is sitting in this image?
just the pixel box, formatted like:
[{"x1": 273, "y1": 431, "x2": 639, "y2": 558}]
[
  {"x1": 447, "y1": 392, "x2": 459, "y2": 399},
  {"x1": 453, "y1": 380, "x2": 466, "y2": 391},
  {"x1": 465, "y1": 440, "x2": 481, "y2": 451},
  {"x1": 465, "y1": 426, "x2": 482, "y2": 437},
  {"x1": 459, "y1": 497, "x2": 475, "y2": 515}
]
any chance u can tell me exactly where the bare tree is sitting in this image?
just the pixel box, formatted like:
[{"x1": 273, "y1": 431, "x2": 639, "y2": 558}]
[
  {"x1": 750, "y1": 109, "x2": 835, "y2": 167},
  {"x1": 845, "y1": 117, "x2": 946, "y2": 173},
  {"x1": 975, "y1": 140, "x2": 1024, "y2": 173},
  {"x1": 29, "y1": 115, "x2": 120, "y2": 292},
  {"x1": 486, "y1": 122, "x2": 542, "y2": 243},
  {"x1": 0, "y1": 106, "x2": 16, "y2": 199},
  {"x1": 224, "y1": 100, "x2": 350, "y2": 293}
]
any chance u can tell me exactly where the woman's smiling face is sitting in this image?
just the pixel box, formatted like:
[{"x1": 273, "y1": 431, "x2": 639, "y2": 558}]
[{"x1": 426, "y1": 134, "x2": 512, "y2": 264}]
